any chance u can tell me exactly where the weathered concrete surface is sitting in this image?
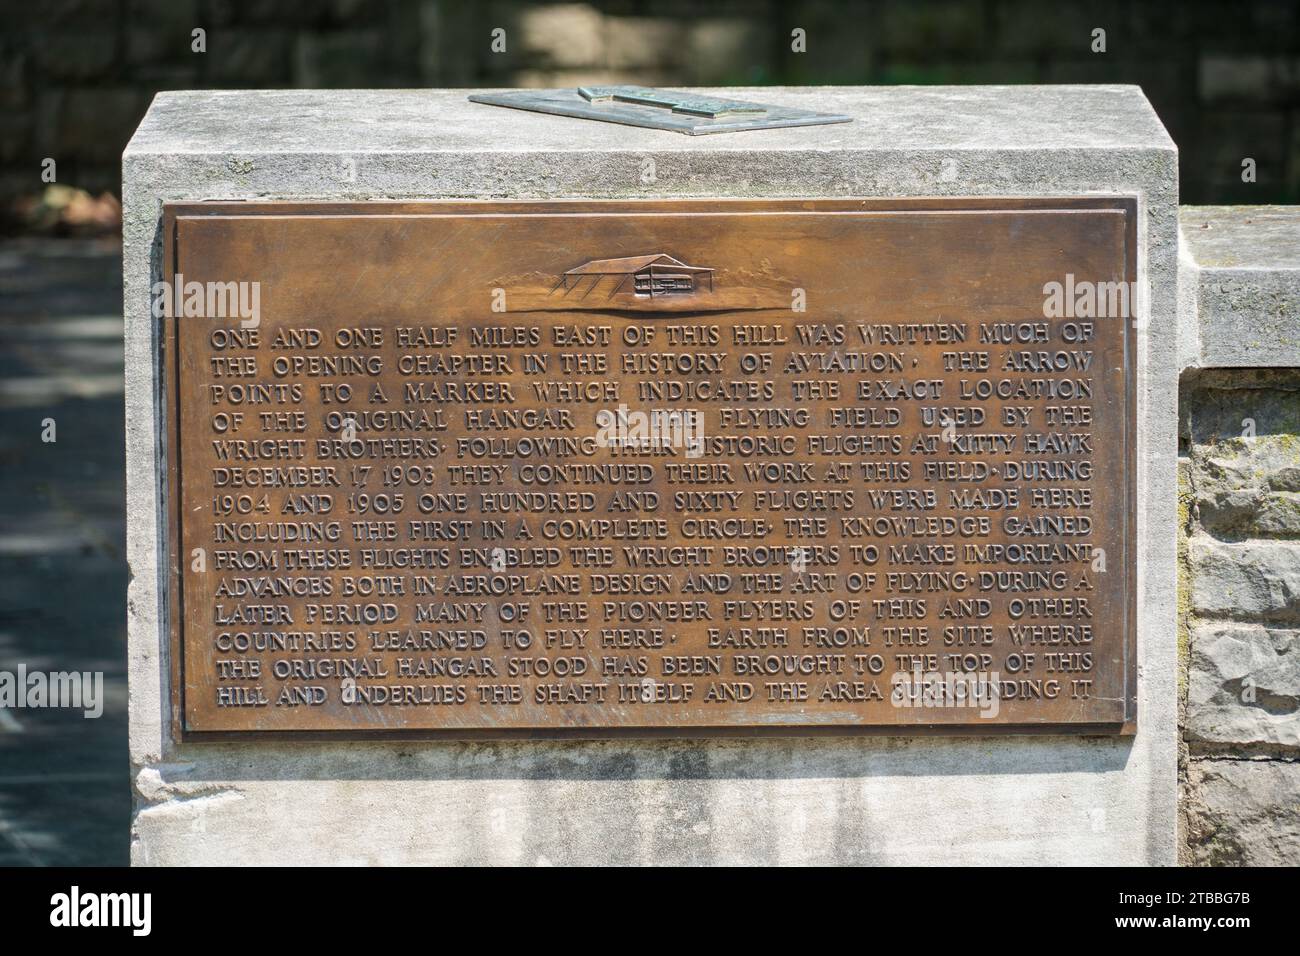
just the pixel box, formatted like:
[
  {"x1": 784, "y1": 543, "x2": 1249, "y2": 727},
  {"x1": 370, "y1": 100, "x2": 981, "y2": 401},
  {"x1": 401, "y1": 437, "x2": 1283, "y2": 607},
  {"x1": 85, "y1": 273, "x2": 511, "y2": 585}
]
[
  {"x1": 124, "y1": 87, "x2": 1180, "y2": 865},
  {"x1": 130, "y1": 737, "x2": 1146, "y2": 866},
  {"x1": 1185, "y1": 759, "x2": 1300, "y2": 865},
  {"x1": 1180, "y1": 207, "x2": 1300, "y2": 370}
]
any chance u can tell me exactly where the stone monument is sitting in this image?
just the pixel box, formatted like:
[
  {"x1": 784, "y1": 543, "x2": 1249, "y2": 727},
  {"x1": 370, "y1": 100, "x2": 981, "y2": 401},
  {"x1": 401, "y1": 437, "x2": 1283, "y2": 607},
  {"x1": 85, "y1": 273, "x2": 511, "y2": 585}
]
[{"x1": 124, "y1": 86, "x2": 1179, "y2": 865}]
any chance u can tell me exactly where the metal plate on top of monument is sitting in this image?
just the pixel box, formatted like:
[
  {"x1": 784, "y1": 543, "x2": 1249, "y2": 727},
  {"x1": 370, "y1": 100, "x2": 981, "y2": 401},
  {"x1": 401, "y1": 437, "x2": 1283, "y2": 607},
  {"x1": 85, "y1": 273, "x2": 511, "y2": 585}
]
[
  {"x1": 162, "y1": 198, "x2": 1137, "y2": 738},
  {"x1": 467, "y1": 86, "x2": 852, "y2": 134}
]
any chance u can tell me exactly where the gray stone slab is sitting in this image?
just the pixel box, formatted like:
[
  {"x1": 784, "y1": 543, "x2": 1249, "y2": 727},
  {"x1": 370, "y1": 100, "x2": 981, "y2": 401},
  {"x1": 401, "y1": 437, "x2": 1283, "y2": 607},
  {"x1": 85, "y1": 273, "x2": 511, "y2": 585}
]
[
  {"x1": 1188, "y1": 539, "x2": 1300, "y2": 621},
  {"x1": 1187, "y1": 622, "x2": 1300, "y2": 750},
  {"x1": 123, "y1": 86, "x2": 1180, "y2": 866},
  {"x1": 1185, "y1": 759, "x2": 1300, "y2": 865},
  {"x1": 1179, "y1": 206, "x2": 1300, "y2": 369}
]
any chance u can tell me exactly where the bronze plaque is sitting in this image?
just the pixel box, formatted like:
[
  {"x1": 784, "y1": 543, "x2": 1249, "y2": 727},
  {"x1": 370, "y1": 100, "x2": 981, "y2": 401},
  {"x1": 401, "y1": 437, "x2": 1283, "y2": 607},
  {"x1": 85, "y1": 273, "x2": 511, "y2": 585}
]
[{"x1": 163, "y1": 198, "x2": 1137, "y2": 738}]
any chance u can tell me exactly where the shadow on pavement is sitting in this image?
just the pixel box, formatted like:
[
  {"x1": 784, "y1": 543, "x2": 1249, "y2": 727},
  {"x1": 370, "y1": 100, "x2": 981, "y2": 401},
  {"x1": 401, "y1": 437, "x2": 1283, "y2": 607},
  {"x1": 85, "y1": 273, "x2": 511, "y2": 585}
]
[{"x1": 0, "y1": 237, "x2": 128, "y2": 865}]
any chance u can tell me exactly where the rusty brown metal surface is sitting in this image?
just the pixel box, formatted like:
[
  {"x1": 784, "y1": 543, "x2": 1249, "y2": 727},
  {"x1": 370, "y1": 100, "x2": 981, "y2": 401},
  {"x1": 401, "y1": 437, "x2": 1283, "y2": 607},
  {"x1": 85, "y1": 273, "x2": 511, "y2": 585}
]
[{"x1": 162, "y1": 198, "x2": 1137, "y2": 738}]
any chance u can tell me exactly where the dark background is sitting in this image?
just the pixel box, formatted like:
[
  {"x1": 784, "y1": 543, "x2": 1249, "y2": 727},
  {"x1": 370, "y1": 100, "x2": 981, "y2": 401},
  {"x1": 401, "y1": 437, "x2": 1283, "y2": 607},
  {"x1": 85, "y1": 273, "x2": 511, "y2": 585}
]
[
  {"x1": 2, "y1": 0, "x2": 1300, "y2": 232},
  {"x1": 0, "y1": 0, "x2": 1296, "y2": 867}
]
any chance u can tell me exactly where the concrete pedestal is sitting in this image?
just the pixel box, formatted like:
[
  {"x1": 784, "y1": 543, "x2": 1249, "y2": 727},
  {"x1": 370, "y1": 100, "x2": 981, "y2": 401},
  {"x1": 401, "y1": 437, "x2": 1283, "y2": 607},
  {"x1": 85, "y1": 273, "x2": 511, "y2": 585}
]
[{"x1": 124, "y1": 86, "x2": 1179, "y2": 865}]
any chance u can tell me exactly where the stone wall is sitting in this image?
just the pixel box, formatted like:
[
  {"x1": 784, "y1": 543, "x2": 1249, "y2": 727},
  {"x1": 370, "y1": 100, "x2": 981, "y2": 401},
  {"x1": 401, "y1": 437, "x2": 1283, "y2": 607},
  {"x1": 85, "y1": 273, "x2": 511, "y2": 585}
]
[
  {"x1": 4, "y1": 0, "x2": 1299, "y2": 224},
  {"x1": 1178, "y1": 206, "x2": 1300, "y2": 866},
  {"x1": 1180, "y1": 371, "x2": 1300, "y2": 864}
]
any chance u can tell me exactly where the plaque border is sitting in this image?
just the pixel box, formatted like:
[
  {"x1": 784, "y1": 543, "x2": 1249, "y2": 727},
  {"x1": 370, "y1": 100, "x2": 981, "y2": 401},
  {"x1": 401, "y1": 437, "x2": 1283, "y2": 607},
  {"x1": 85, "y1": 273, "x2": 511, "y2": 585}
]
[{"x1": 161, "y1": 197, "x2": 1138, "y2": 742}]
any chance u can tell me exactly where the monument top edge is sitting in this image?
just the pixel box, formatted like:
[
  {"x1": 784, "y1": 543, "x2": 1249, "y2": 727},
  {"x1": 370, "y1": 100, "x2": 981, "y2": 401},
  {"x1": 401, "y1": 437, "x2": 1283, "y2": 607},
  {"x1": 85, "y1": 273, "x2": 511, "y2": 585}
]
[{"x1": 125, "y1": 85, "x2": 1175, "y2": 157}]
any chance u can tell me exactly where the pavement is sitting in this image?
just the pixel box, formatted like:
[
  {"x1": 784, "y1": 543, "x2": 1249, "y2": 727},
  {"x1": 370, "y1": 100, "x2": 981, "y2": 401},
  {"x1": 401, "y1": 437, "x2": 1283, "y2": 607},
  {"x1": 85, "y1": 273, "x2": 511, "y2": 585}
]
[{"x1": 0, "y1": 237, "x2": 128, "y2": 866}]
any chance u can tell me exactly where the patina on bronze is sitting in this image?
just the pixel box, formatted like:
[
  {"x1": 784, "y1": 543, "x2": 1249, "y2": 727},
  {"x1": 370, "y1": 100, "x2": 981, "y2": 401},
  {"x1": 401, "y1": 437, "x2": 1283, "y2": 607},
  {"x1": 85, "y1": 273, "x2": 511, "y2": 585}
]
[
  {"x1": 467, "y1": 86, "x2": 851, "y2": 134},
  {"x1": 162, "y1": 198, "x2": 1137, "y2": 739}
]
